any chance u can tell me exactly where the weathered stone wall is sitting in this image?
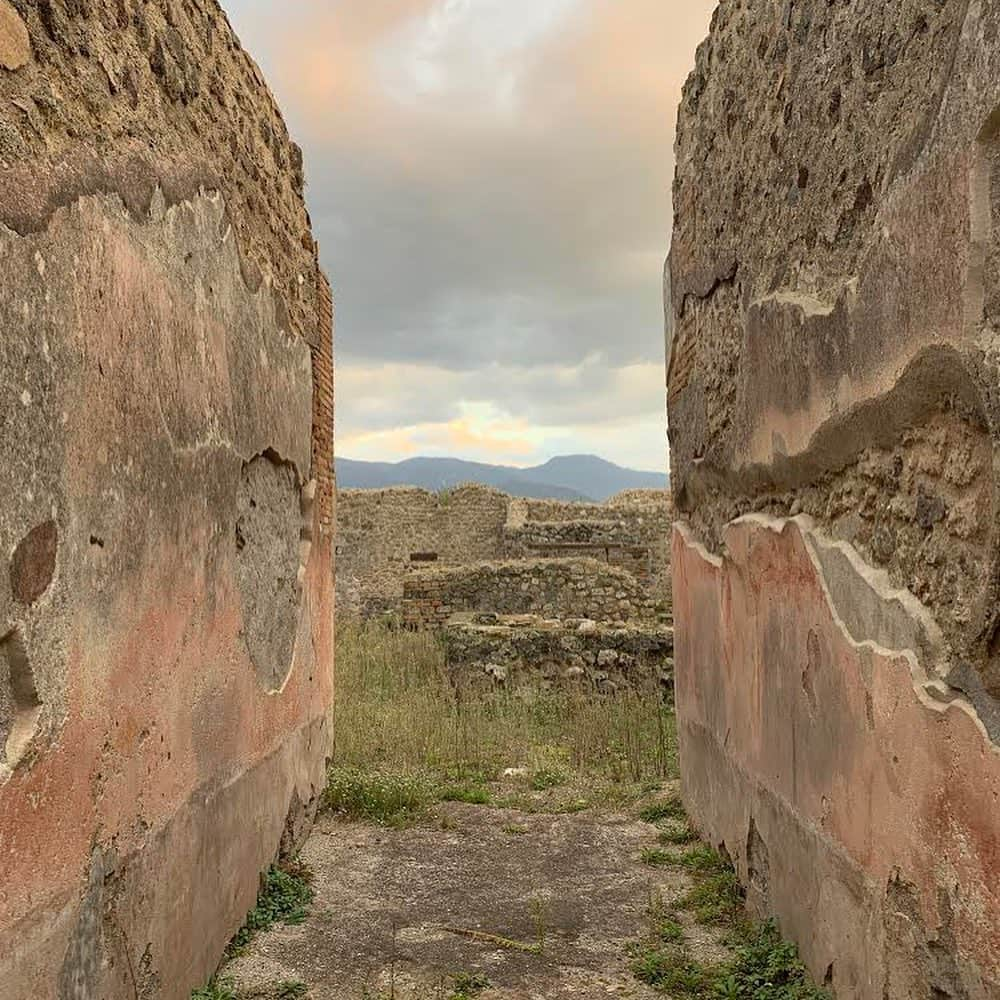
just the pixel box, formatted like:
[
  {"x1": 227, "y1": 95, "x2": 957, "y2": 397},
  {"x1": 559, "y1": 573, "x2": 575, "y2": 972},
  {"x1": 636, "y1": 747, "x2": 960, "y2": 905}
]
[
  {"x1": 668, "y1": 3, "x2": 1000, "y2": 996},
  {"x1": 0, "y1": 4, "x2": 333, "y2": 997},
  {"x1": 505, "y1": 491, "x2": 672, "y2": 602},
  {"x1": 402, "y1": 558, "x2": 655, "y2": 630},
  {"x1": 336, "y1": 485, "x2": 510, "y2": 617},
  {"x1": 337, "y1": 486, "x2": 672, "y2": 617},
  {"x1": 444, "y1": 614, "x2": 674, "y2": 698}
]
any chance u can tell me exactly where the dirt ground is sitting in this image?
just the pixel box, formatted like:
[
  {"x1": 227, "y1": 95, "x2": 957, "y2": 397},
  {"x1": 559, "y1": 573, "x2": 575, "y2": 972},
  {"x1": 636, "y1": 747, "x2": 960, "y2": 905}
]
[{"x1": 224, "y1": 799, "x2": 728, "y2": 1000}]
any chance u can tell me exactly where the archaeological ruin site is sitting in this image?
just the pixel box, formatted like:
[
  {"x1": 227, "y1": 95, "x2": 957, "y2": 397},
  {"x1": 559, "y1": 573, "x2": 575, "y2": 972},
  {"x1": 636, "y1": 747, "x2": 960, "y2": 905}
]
[
  {"x1": 336, "y1": 486, "x2": 675, "y2": 694},
  {"x1": 1, "y1": 1, "x2": 998, "y2": 998}
]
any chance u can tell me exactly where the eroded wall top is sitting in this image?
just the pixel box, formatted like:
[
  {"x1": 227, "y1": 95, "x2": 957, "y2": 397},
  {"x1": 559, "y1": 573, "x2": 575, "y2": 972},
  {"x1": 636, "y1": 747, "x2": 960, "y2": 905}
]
[
  {"x1": 0, "y1": 0, "x2": 318, "y2": 342},
  {"x1": 667, "y1": 3, "x2": 1000, "y2": 994},
  {"x1": 669, "y1": 0, "x2": 1000, "y2": 701},
  {"x1": 336, "y1": 485, "x2": 673, "y2": 618}
]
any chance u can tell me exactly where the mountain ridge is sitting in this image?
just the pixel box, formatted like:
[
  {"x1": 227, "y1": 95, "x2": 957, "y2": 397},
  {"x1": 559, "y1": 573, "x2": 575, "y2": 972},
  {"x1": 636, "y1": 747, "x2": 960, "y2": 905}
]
[{"x1": 335, "y1": 454, "x2": 668, "y2": 503}]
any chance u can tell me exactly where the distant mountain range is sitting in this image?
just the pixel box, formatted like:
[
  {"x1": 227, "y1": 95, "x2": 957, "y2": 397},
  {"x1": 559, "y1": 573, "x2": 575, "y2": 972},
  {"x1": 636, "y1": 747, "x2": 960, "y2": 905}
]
[{"x1": 335, "y1": 454, "x2": 667, "y2": 503}]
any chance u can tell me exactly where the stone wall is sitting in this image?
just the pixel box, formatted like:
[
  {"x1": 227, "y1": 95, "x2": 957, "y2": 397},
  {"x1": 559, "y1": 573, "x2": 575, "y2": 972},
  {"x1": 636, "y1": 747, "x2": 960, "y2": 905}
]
[
  {"x1": 444, "y1": 615, "x2": 674, "y2": 698},
  {"x1": 506, "y1": 492, "x2": 672, "y2": 600},
  {"x1": 668, "y1": 3, "x2": 1000, "y2": 996},
  {"x1": 336, "y1": 485, "x2": 510, "y2": 617},
  {"x1": 0, "y1": 4, "x2": 333, "y2": 998},
  {"x1": 401, "y1": 558, "x2": 655, "y2": 630},
  {"x1": 337, "y1": 486, "x2": 672, "y2": 617}
]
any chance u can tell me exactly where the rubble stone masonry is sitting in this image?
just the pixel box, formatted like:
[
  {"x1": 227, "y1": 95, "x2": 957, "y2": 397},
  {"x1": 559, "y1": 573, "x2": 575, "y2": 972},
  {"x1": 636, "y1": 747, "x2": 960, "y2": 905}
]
[
  {"x1": 337, "y1": 485, "x2": 672, "y2": 618},
  {"x1": 401, "y1": 558, "x2": 656, "y2": 631},
  {"x1": 443, "y1": 614, "x2": 674, "y2": 698},
  {"x1": 668, "y1": 3, "x2": 1000, "y2": 996},
  {"x1": 0, "y1": 3, "x2": 333, "y2": 997}
]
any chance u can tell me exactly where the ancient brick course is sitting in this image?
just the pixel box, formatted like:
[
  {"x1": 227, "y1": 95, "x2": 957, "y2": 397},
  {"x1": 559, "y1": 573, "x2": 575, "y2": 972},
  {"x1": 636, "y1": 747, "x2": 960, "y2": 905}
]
[{"x1": 401, "y1": 557, "x2": 655, "y2": 630}]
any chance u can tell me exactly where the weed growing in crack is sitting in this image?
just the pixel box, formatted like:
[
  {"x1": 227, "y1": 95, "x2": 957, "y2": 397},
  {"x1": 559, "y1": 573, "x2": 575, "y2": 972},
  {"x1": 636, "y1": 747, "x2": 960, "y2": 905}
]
[
  {"x1": 629, "y1": 846, "x2": 830, "y2": 998},
  {"x1": 678, "y1": 865, "x2": 746, "y2": 930},
  {"x1": 191, "y1": 979, "x2": 236, "y2": 1000},
  {"x1": 449, "y1": 971, "x2": 491, "y2": 998},
  {"x1": 640, "y1": 847, "x2": 676, "y2": 867},
  {"x1": 226, "y1": 861, "x2": 315, "y2": 958},
  {"x1": 714, "y1": 922, "x2": 831, "y2": 999},
  {"x1": 529, "y1": 895, "x2": 550, "y2": 952}
]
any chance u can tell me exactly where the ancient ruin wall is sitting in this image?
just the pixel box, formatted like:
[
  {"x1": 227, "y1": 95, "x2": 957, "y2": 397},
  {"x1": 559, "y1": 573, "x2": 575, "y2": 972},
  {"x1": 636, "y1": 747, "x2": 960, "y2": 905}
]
[
  {"x1": 337, "y1": 486, "x2": 672, "y2": 617},
  {"x1": 444, "y1": 616, "x2": 674, "y2": 697},
  {"x1": 0, "y1": 4, "x2": 334, "y2": 997},
  {"x1": 506, "y1": 491, "x2": 673, "y2": 602},
  {"x1": 668, "y1": 3, "x2": 1000, "y2": 996},
  {"x1": 336, "y1": 485, "x2": 510, "y2": 617},
  {"x1": 401, "y1": 558, "x2": 654, "y2": 630}
]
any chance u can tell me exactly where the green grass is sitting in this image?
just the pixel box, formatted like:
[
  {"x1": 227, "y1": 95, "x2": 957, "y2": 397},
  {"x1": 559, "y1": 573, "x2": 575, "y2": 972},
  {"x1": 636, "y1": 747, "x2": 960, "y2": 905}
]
[
  {"x1": 677, "y1": 844, "x2": 731, "y2": 874},
  {"x1": 450, "y1": 971, "x2": 491, "y2": 998},
  {"x1": 329, "y1": 621, "x2": 678, "y2": 813},
  {"x1": 439, "y1": 782, "x2": 492, "y2": 805},
  {"x1": 640, "y1": 796, "x2": 687, "y2": 823},
  {"x1": 679, "y1": 870, "x2": 746, "y2": 930},
  {"x1": 323, "y1": 766, "x2": 436, "y2": 825},
  {"x1": 657, "y1": 918, "x2": 686, "y2": 943},
  {"x1": 631, "y1": 943, "x2": 720, "y2": 996},
  {"x1": 660, "y1": 823, "x2": 699, "y2": 845},
  {"x1": 529, "y1": 766, "x2": 569, "y2": 791},
  {"x1": 226, "y1": 862, "x2": 315, "y2": 958},
  {"x1": 191, "y1": 979, "x2": 236, "y2": 1000},
  {"x1": 641, "y1": 847, "x2": 676, "y2": 867}
]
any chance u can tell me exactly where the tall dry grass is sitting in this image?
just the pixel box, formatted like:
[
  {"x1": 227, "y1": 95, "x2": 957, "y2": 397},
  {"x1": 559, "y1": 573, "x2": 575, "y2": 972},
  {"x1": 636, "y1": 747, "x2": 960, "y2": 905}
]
[{"x1": 328, "y1": 620, "x2": 677, "y2": 817}]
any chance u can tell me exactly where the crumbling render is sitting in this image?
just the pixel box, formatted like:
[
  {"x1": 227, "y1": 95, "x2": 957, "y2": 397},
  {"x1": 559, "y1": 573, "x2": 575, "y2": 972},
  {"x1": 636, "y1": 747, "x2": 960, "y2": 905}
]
[
  {"x1": 0, "y1": 2, "x2": 334, "y2": 996},
  {"x1": 668, "y1": 2, "x2": 1000, "y2": 996}
]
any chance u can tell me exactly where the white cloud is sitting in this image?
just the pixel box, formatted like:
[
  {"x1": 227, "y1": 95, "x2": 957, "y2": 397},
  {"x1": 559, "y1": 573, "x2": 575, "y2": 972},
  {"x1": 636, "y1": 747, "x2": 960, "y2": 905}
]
[{"x1": 221, "y1": 0, "x2": 715, "y2": 469}]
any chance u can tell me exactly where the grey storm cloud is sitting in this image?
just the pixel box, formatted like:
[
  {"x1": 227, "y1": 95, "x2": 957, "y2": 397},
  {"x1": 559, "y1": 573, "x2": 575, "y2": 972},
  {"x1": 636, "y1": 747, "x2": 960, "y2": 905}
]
[
  {"x1": 339, "y1": 357, "x2": 666, "y2": 433},
  {"x1": 220, "y1": 0, "x2": 717, "y2": 465}
]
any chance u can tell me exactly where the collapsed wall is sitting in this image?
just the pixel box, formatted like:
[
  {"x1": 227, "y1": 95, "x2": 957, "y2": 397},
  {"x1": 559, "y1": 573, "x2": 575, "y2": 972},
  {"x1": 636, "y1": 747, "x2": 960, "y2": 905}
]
[
  {"x1": 668, "y1": 3, "x2": 1000, "y2": 997},
  {"x1": 0, "y1": 3, "x2": 334, "y2": 998},
  {"x1": 506, "y1": 491, "x2": 672, "y2": 599},
  {"x1": 444, "y1": 615, "x2": 674, "y2": 696},
  {"x1": 337, "y1": 486, "x2": 672, "y2": 617}
]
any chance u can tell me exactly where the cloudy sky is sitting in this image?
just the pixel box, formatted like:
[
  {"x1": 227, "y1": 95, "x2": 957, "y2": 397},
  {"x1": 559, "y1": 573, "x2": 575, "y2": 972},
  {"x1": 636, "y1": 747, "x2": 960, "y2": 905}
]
[{"x1": 221, "y1": 0, "x2": 716, "y2": 471}]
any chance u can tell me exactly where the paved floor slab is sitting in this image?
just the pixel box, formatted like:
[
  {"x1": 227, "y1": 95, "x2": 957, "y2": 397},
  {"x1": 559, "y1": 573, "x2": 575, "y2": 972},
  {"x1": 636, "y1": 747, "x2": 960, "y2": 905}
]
[{"x1": 224, "y1": 802, "x2": 715, "y2": 999}]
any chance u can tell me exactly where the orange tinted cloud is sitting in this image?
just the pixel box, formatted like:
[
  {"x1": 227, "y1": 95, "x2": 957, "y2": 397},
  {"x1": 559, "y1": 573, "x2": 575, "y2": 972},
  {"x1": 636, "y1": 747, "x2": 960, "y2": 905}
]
[{"x1": 223, "y1": 0, "x2": 716, "y2": 469}]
